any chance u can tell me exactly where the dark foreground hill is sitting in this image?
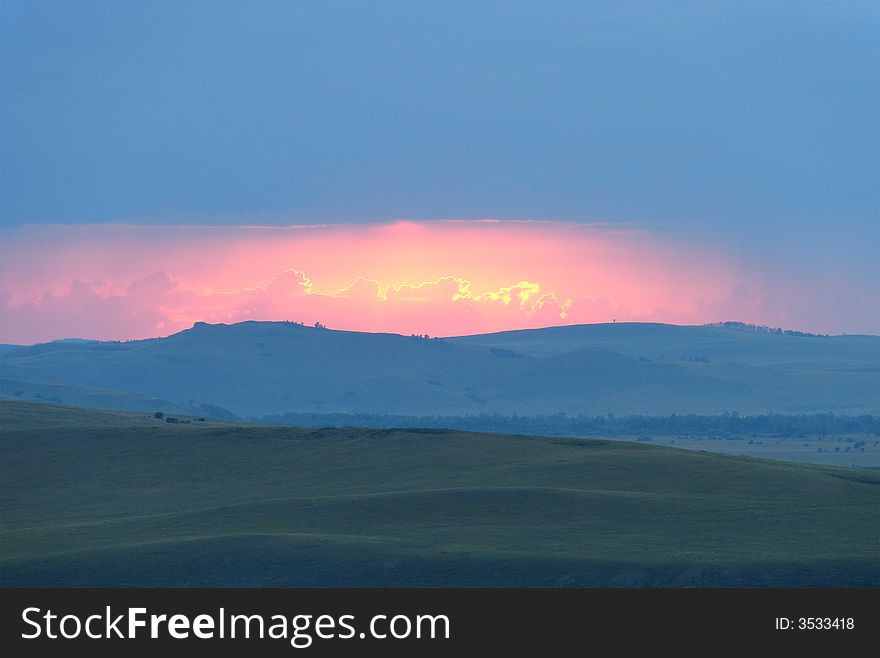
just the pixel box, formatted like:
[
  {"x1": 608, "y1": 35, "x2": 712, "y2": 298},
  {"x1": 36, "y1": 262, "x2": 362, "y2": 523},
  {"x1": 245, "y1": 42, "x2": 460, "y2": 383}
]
[
  {"x1": 2, "y1": 320, "x2": 878, "y2": 418},
  {"x1": 2, "y1": 401, "x2": 877, "y2": 587}
]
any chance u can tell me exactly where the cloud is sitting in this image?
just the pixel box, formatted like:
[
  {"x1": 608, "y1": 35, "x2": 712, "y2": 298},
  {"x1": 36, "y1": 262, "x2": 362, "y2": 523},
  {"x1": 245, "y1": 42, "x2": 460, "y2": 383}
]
[
  {"x1": 0, "y1": 268, "x2": 565, "y2": 342},
  {"x1": 0, "y1": 263, "x2": 857, "y2": 344},
  {"x1": 0, "y1": 272, "x2": 186, "y2": 343},
  {"x1": 2, "y1": 219, "x2": 872, "y2": 342},
  {"x1": 385, "y1": 276, "x2": 467, "y2": 303},
  {"x1": 264, "y1": 269, "x2": 313, "y2": 296},
  {"x1": 336, "y1": 276, "x2": 382, "y2": 299}
]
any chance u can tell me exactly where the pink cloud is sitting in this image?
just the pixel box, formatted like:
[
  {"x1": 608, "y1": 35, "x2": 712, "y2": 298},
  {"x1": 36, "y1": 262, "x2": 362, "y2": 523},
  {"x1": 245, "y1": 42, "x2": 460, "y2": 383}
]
[{"x1": 1, "y1": 220, "x2": 870, "y2": 343}]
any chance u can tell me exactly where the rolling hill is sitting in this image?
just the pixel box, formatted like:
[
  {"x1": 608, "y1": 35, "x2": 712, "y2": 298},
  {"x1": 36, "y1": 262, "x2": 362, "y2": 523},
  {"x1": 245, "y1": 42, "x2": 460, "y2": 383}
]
[
  {"x1": 1, "y1": 321, "x2": 877, "y2": 418},
  {"x1": 1, "y1": 401, "x2": 877, "y2": 587}
]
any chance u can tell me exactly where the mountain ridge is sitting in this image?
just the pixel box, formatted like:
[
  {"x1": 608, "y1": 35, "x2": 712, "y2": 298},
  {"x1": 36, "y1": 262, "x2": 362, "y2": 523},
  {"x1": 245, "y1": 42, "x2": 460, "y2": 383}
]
[{"x1": 2, "y1": 320, "x2": 877, "y2": 418}]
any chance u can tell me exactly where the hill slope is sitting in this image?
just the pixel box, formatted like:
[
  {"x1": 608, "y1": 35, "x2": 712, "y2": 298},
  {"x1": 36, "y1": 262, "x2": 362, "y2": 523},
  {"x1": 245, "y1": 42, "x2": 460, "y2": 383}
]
[
  {"x1": 1, "y1": 401, "x2": 877, "y2": 587},
  {"x1": 449, "y1": 322, "x2": 880, "y2": 361},
  {"x1": 1, "y1": 321, "x2": 877, "y2": 417}
]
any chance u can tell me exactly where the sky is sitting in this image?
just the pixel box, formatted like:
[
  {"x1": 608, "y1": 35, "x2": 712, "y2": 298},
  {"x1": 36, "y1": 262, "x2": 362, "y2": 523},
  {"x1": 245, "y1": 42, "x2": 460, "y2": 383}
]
[{"x1": 1, "y1": 1, "x2": 878, "y2": 342}]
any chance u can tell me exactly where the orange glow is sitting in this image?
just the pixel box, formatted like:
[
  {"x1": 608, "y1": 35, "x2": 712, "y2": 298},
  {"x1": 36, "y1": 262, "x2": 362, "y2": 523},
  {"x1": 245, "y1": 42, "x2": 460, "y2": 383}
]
[{"x1": 0, "y1": 220, "x2": 762, "y2": 343}]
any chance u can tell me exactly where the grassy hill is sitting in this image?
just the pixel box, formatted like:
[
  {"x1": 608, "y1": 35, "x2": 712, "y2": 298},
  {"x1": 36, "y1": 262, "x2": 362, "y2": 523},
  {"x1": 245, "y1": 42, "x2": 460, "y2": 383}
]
[
  {"x1": 450, "y1": 321, "x2": 880, "y2": 361},
  {"x1": 2, "y1": 320, "x2": 878, "y2": 418},
  {"x1": 452, "y1": 322, "x2": 880, "y2": 415},
  {"x1": 0, "y1": 377, "x2": 209, "y2": 417},
  {"x1": 1, "y1": 401, "x2": 877, "y2": 587}
]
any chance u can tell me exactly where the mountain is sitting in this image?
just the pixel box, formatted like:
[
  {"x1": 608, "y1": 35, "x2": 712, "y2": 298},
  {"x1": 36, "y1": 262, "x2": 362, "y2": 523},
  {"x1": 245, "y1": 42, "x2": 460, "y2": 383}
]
[{"x1": 1, "y1": 321, "x2": 877, "y2": 418}]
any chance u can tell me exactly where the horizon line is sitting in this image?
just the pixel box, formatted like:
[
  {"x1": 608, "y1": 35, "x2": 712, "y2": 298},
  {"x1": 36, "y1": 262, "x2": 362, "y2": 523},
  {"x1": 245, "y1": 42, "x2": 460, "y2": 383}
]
[{"x1": 4, "y1": 319, "x2": 874, "y2": 348}]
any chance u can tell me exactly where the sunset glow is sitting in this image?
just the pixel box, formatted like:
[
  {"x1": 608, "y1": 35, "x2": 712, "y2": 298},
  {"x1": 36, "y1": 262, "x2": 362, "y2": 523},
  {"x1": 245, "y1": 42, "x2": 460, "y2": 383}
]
[{"x1": 0, "y1": 219, "x2": 811, "y2": 344}]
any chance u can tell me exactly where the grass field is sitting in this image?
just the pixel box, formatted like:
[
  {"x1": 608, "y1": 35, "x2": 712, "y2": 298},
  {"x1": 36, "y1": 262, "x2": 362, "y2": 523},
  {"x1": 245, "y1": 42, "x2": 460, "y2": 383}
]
[{"x1": 1, "y1": 401, "x2": 877, "y2": 587}]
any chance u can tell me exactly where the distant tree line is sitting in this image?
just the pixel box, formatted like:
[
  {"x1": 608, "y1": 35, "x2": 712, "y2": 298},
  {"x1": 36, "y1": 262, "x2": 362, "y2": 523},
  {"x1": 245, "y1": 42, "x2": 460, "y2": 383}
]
[
  {"x1": 258, "y1": 411, "x2": 880, "y2": 437},
  {"x1": 704, "y1": 321, "x2": 828, "y2": 338}
]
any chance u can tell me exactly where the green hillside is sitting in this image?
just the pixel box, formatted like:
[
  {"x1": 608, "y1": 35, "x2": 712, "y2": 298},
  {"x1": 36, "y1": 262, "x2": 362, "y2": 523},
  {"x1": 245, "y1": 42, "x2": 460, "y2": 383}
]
[{"x1": 1, "y1": 401, "x2": 877, "y2": 587}]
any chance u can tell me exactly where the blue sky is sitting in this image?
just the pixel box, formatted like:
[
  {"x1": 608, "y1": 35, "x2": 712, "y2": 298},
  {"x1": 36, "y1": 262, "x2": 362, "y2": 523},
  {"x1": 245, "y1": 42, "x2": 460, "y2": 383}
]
[{"x1": 1, "y1": 1, "x2": 878, "y2": 333}]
